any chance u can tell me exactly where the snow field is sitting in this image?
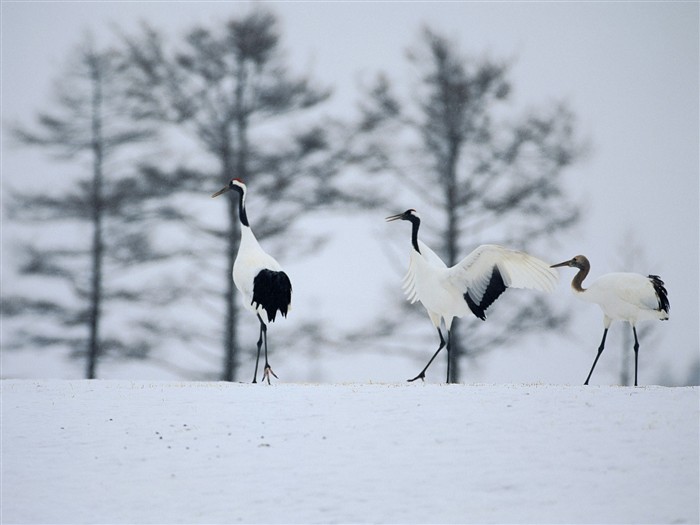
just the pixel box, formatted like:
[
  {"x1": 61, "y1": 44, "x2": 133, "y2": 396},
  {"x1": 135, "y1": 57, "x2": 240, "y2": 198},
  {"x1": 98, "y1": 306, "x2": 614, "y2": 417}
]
[{"x1": 2, "y1": 380, "x2": 698, "y2": 524}]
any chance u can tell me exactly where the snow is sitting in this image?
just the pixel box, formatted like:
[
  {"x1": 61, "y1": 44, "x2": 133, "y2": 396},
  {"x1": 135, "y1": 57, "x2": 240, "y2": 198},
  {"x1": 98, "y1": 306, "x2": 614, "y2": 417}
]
[{"x1": 2, "y1": 380, "x2": 698, "y2": 524}]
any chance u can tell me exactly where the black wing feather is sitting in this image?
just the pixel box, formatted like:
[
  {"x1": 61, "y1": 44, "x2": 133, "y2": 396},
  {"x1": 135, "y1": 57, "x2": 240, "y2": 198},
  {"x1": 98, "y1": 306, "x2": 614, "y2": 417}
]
[
  {"x1": 648, "y1": 274, "x2": 670, "y2": 315},
  {"x1": 252, "y1": 269, "x2": 292, "y2": 322},
  {"x1": 464, "y1": 266, "x2": 507, "y2": 321}
]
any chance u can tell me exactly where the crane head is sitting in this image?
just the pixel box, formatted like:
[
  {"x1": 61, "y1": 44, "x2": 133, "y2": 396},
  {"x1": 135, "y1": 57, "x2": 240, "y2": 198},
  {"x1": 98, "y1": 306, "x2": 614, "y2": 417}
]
[
  {"x1": 385, "y1": 209, "x2": 420, "y2": 223},
  {"x1": 211, "y1": 178, "x2": 246, "y2": 198},
  {"x1": 551, "y1": 255, "x2": 590, "y2": 271}
]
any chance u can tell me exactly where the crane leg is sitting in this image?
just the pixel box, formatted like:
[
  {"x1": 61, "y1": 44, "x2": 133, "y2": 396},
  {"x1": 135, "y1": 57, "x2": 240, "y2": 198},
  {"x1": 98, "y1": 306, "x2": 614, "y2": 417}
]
[
  {"x1": 252, "y1": 320, "x2": 264, "y2": 383},
  {"x1": 408, "y1": 328, "x2": 446, "y2": 383},
  {"x1": 632, "y1": 326, "x2": 640, "y2": 387},
  {"x1": 584, "y1": 328, "x2": 608, "y2": 385},
  {"x1": 445, "y1": 330, "x2": 452, "y2": 383},
  {"x1": 258, "y1": 314, "x2": 278, "y2": 385}
]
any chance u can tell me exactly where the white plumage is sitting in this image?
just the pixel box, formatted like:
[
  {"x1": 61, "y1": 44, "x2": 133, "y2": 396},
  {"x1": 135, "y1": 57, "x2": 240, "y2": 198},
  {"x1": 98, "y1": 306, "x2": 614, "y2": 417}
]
[
  {"x1": 403, "y1": 242, "x2": 557, "y2": 321},
  {"x1": 579, "y1": 273, "x2": 669, "y2": 324},
  {"x1": 233, "y1": 225, "x2": 285, "y2": 324},
  {"x1": 387, "y1": 209, "x2": 558, "y2": 382},
  {"x1": 551, "y1": 255, "x2": 669, "y2": 386},
  {"x1": 212, "y1": 178, "x2": 292, "y2": 384}
]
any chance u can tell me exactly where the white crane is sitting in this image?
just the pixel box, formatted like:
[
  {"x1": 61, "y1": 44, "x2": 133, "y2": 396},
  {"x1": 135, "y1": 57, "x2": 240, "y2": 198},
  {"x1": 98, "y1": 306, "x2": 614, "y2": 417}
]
[
  {"x1": 551, "y1": 255, "x2": 669, "y2": 386},
  {"x1": 386, "y1": 209, "x2": 559, "y2": 382},
  {"x1": 212, "y1": 178, "x2": 292, "y2": 384}
]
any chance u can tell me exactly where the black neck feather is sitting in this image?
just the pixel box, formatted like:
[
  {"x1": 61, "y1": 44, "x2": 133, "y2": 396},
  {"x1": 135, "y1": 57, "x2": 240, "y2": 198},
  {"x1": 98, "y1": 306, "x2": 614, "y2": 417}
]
[
  {"x1": 409, "y1": 216, "x2": 421, "y2": 254},
  {"x1": 236, "y1": 190, "x2": 249, "y2": 227}
]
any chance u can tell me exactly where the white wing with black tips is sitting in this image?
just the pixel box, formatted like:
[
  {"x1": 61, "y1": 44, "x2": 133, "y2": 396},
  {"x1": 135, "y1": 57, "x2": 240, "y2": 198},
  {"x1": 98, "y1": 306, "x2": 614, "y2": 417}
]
[{"x1": 447, "y1": 244, "x2": 558, "y2": 320}]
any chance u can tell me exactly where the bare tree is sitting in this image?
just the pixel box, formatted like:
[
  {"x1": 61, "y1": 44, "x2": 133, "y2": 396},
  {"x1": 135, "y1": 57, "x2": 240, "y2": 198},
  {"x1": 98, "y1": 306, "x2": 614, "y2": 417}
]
[
  {"x1": 2, "y1": 34, "x2": 170, "y2": 378},
  {"x1": 357, "y1": 27, "x2": 584, "y2": 382},
  {"x1": 121, "y1": 9, "x2": 368, "y2": 381}
]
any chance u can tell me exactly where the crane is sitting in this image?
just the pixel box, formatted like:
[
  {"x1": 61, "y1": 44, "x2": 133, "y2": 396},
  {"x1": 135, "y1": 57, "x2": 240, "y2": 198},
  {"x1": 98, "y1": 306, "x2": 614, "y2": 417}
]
[
  {"x1": 386, "y1": 209, "x2": 559, "y2": 383},
  {"x1": 212, "y1": 178, "x2": 292, "y2": 384},
  {"x1": 550, "y1": 255, "x2": 669, "y2": 386}
]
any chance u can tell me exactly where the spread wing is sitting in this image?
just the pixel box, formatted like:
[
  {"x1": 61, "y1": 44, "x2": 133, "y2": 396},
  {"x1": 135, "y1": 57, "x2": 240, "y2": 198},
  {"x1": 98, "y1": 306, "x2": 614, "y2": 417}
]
[{"x1": 446, "y1": 244, "x2": 558, "y2": 320}]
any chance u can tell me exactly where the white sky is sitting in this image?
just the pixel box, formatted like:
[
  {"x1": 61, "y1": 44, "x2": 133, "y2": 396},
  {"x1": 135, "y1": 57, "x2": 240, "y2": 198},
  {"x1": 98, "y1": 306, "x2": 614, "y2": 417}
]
[{"x1": 1, "y1": 1, "x2": 698, "y2": 385}]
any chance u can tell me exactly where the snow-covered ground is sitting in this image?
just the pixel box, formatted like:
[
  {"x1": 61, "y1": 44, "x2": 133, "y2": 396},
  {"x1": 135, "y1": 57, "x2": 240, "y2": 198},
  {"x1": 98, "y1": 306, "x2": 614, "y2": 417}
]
[{"x1": 2, "y1": 380, "x2": 698, "y2": 524}]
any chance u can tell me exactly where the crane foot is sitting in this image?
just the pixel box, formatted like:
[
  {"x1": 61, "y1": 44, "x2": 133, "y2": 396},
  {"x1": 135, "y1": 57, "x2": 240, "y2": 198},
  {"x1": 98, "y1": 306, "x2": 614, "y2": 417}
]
[{"x1": 262, "y1": 365, "x2": 278, "y2": 385}]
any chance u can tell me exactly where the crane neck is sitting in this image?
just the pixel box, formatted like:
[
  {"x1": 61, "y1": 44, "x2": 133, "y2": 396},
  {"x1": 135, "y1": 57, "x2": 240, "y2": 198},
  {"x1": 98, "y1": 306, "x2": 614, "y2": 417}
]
[
  {"x1": 239, "y1": 219, "x2": 260, "y2": 248},
  {"x1": 571, "y1": 266, "x2": 589, "y2": 293},
  {"x1": 409, "y1": 216, "x2": 421, "y2": 254},
  {"x1": 236, "y1": 189, "x2": 249, "y2": 227}
]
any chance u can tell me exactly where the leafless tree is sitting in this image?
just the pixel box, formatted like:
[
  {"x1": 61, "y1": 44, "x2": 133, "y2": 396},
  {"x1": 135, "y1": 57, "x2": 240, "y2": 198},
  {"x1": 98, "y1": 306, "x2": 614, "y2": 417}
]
[
  {"x1": 120, "y1": 9, "x2": 370, "y2": 380},
  {"x1": 356, "y1": 27, "x2": 585, "y2": 382},
  {"x1": 3, "y1": 34, "x2": 167, "y2": 378}
]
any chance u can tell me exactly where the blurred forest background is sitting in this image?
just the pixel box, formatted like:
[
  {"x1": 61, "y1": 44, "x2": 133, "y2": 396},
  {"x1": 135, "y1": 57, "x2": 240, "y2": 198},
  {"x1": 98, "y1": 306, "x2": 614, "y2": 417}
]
[{"x1": 2, "y1": 3, "x2": 698, "y2": 386}]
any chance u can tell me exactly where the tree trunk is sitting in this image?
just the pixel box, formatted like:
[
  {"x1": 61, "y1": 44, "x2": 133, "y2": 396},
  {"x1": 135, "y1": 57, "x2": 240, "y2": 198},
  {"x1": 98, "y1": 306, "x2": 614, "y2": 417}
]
[
  {"x1": 620, "y1": 328, "x2": 631, "y2": 386},
  {"x1": 86, "y1": 59, "x2": 104, "y2": 379},
  {"x1": 221, "y1": 142, "x2": 240, "y2": 381},
  {"x1": 444, "y1": 141, "x2": 463, "y2": 383},
  {"x1": 221, "y1": 63, "x2": 251, "y2": 381},
  {"x1": 222, "y1": 199, "x2": 240, "y2": 381},
  {"x1": 220, "y1": 61, "x2": 251, "y2": 382}
]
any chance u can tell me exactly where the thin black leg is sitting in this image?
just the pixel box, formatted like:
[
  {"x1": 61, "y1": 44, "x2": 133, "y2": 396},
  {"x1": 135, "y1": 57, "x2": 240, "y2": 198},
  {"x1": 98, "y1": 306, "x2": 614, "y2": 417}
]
[
  {"x1": 259, "y1": 314, "x2": 278, "y2": 384},
  {"x1": 632, "y1": 326, "x2": 640, "y2": 387},
  {"x1": 252, "y1": 319, "x2": 264, "y2": 383},
  {"x1": 585, "y1": 328, "x2": 608, "y2": 385},
  {"x1": 445, "y1": 330, "x2": 452, "y2": 383},
  {"x1": 408, "y1": 328, "x2": 446, "y2": 382}
]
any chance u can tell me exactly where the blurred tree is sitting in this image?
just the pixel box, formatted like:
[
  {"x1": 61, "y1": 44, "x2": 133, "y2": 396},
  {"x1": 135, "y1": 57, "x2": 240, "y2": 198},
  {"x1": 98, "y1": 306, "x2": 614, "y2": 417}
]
[
  {"x1": 121, "y1": 9, "x2": 369, "y2": 381},
  {"x1": 682, "y1": 360, "x2": 700, "y2": 387},
  {"x1": 614, "y1": 230, "x2": 663, "y2": 386},
  {"x1": 2, "y1": 34, "x2": 177, "y2": 378},
  {"x1": 357, "y1": 27, "x2": 584, "y2": 382}
]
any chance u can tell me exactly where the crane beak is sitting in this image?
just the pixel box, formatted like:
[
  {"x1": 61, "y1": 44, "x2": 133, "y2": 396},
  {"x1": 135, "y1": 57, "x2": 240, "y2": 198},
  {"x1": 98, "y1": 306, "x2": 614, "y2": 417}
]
[
  {"x1": 385, "y1": 213, "x2": 404, "y2": 222},
  {"x1": 211, "y1": 186, "x2": 230, "y2": 198},
  {"x1": 550, "y1": 259, "x2": 574, "y2": 269}
]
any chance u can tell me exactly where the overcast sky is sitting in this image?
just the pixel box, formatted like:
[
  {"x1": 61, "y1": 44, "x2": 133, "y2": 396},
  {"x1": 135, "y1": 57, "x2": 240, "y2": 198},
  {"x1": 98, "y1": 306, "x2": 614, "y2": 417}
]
[{"x1": 1, "y1": 1, "x2": 698, "y2": 385}]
